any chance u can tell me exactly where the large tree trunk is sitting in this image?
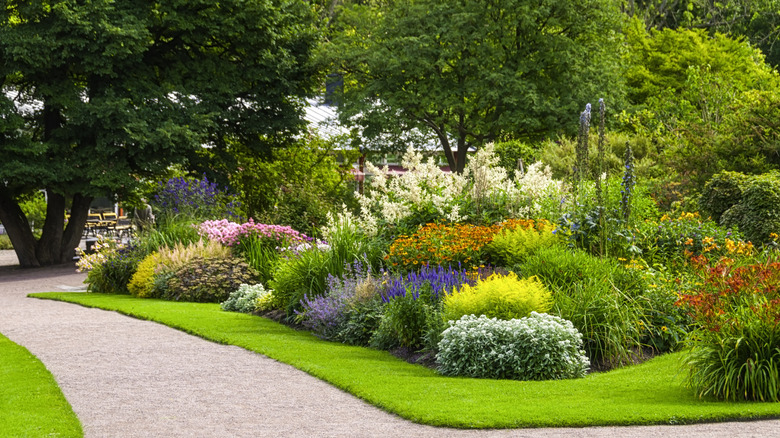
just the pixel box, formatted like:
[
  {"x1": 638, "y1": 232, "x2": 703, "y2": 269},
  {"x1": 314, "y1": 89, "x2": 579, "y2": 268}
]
[
  {"x1": 0, "y1": 191, "x2": 92, "y2": 268},
  {"x1": 0, "y1": 191, "x2": 39, "y2": 267}
]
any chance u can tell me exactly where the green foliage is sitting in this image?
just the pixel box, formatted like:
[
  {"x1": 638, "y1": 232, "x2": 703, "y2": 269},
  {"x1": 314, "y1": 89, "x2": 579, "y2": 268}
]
[
  {"x1": 231, "y1": 138, "x2": 358, "y2": 239},
  {"x1": 0, "y1": 235, "x2": 12, "y2": 250},
  {"x1": 331, "y1": 298, "x2": 385, "y2": 347},
  {"x1": 721, "y1": 172, "x2": 780, "y2": 245},
  {"x1": 221, "y1": 283, "x2": 271, "y2": 313},
  {"x1": 442, "y1": 273, "x2": 552, "y2": 323},
  {"x1": 18, "y1": 191, "x2": 47, "y2": 230},
  {"x1": 0, "y1": 0, "x2": 318, "y2": 267},
  {"x1": 127, "y1": 252, "x2": 160, "y2": 298},
  {"x1": 233, "y1": 236, "x2": 283, "y2": 286},
  {"x1": 699, "y1": 171, "x2": 750, "y2": 223},
  {"x1": 370, "y1": 293, "x2": 441, "y2": 351},
  {"x1": 85, "y1": 245, "x2": 146, "y2": 295},
  {"x1": 270, "y1": 220, "x2": 385, "y2": 315},
  {"x1": 324, "y1": 0, "x2": 626, "y2": 171},
  {"x1": 519, "y1": 246, "x2": 644, "y2": 366},
  {"x1": 493, "y1": 140, "x2": 538, "y2": 178},
  {"x1": 486, "y1": 220, "x2": 558, "y2": 266},
  {"x1": 132, "y1": 217, "x2": 201, "y2": 254},
  {"x1": 437, "y1": 313, "x2": 590, "y2": 380},
  {"x1": 164, "y1": 257, "x2": 258, "y2": 303}
]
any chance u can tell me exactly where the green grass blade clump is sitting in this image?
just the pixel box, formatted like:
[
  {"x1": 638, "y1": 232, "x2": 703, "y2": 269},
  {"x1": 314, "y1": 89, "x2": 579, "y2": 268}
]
[
  {"x1": 30, "y1": 292, "x2": 780, "y2": 429},
  {"x1": 0, "y1": 333, "x2": 83, "y2": 437}
]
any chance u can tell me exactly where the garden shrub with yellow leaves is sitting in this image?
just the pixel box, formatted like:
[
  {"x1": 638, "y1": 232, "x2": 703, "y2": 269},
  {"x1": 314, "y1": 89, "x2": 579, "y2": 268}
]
[
  {"x1": 486, "y1": 219, "x2": 559, "y2": 266},
  {"x1": 128, "y1": 252, "x2": 162, "y2": 298},
  {"x1": 442, "y1": 272, "x2": 552, "y2": 323}
]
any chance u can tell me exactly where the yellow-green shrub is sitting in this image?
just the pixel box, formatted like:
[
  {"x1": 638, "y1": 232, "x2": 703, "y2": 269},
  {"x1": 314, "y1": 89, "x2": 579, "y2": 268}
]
[
  {"x1": 442, "y1": 272, "x2": 552, "y2": 322},
  {"x1": 128, "y1": 252, "x2": 161, "y2": 298},
  {"x1": 487, "y1": 220, "x2": 558, "y2": 266}
]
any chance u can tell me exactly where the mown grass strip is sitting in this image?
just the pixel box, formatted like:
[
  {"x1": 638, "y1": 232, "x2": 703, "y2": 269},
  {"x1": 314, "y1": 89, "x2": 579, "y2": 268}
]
[
  {"x1": 0, "y1": 332, "x2": 83, "y2": 437},
  {"x1": 31, "y1": 292, "x2": 780, "y2": 429}
]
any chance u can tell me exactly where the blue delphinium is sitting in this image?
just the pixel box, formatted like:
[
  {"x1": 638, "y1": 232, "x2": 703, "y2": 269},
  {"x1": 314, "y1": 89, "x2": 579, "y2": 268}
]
[
  {"x1": 153, "y1": 174, "x2": 242, "y2": 221},
  {"x1": 381, "y1": 264, "x2": 480, "y2": 303}
]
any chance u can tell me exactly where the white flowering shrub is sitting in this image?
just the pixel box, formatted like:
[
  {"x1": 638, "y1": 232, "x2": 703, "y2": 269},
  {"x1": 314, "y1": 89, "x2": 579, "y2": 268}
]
[
  {"x1": 220, "y1": 283, "x2": 272, "y2": 313},
  {"x1": 350, "y1": 144, "x2": 568, "y2": 235},
  {"x1": 436, "y1": 313, "x2": 590, "y2": 380}
]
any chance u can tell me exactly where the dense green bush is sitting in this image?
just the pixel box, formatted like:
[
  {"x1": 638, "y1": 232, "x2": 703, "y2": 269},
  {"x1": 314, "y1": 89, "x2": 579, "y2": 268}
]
[
  {"x1": 698, "y1": 171, "x2": 749, "y2": 223},
  {"x1": 0, "y1": 235, "x2": 12, "y2": 250},
  {"x1": 519, "y1": 246, "x2": 644, "y2": 366},
  {"x1": 164, "y1": 256, "x2": 258, "y2": 303},
  {"x1": 370, "y1": 293, "x2": 442, "y2": 351},
  {"x1": 721, "y1": 172, "x2": 780, "y2": 245},
  {"x1": 85, "y1": 244, "x2": 146, "y2": 295},
  {"x1": 442, "y1": 272, "x2": 552, "y2": 323},
  {"x1": 493, "y1": 140, "x2": 538, "y2": 178},
  {"x1": 221, "y1": 283, "x2": 271, "y2": 313},
  {"x1": 437, "y1": 313, "x2": 590, "y2": 380}
]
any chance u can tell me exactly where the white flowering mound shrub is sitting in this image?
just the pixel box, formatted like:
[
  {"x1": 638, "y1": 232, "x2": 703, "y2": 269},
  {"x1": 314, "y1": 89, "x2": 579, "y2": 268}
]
[
  {"x1": 437, "y1": 313, "x2": 590, "y2": 380},
  {"x1": 221, "y1": 283, "x2": 272, "y2": 313},
  {"x1": 348, "y1": 144, "x2": 568, "y2": 236}
]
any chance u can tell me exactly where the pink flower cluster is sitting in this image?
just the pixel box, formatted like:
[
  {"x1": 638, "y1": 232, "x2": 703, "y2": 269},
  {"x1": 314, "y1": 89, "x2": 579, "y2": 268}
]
[{"x1": 197, "y1": 219, "x2": 311, "y2": 247}]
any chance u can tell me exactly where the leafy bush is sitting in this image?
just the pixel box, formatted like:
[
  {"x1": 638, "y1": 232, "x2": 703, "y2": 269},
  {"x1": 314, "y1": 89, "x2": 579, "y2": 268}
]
[
  {"x1": 699, "y1": 171, "x2": 749, "y2": 223},
  {"x1": 221, "y1": 283, "x2": 271, "y2": 313},
  {"x1": 678, "y1": 258, "x2": 780, "y2": 401},
  {"x1": 721, "y1": 172, "x2": 780, "y2": 245},
  {"x1": 127, "y1": 252, "x2": 161, "y2": 298},
  {"x1": 486, "y1": 219, "x2": 557, "y2": 266},
  {"x1": 164, "y1": 256, "x2": 258, "y2": 303},
  {"x1": 134, "y1": 216, "x2": 201, "y2": 254},
  {"x1": 519, "y1": 246, "x2": 644, "y2": 366},
  {"x1": 79, "y1": 240, "x2": 146, "y2": 294},
  {"x1": 386, "y1": 222, "x2": 499, "y2": 271},
  {"x1": 442, "y1": 272, "x2": 552, "y2": 323},
  {"x1": 331, "y1": 298, "x2": 385, "y2": 347},
  {"x1": 370, "y1": 293, "x2": 442, "y2": 351},
  {"x1": 270, "y1": 216, "x2": 385, "y2": 315},
  {"x1": 437, "y1": 313, "x2": 590, "y2": 380}
]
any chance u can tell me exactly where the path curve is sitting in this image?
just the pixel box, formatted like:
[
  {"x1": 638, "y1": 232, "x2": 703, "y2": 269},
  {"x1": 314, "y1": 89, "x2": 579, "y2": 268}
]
[{"x1": 0, "y1": 255, "x2": 778, "y2": 437}]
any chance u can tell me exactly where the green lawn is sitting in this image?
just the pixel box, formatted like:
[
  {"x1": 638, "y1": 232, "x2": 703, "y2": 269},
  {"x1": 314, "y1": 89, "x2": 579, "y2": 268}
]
[
  {"x1": 0, "y1": 332, "x2": 83, "y2": 437},
  {"x1": 31, "y1": 292, "x2": 780, "y2": 429}
]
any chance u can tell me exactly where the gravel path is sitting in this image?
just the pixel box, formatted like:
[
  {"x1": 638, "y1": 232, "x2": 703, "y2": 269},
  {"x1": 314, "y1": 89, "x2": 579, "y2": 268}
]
[{"x1": 0, "y1": 250, "x2": 778, "y2": 437}]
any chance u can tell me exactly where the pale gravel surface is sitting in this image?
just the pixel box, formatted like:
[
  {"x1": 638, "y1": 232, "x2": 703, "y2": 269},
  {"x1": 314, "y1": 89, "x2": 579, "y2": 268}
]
[{"x1": 0, "y1": 249, "x2": 779, "y2": 437}]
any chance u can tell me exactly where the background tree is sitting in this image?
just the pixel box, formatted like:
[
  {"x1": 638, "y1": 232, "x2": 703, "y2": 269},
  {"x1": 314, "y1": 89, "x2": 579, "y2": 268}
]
[
  {"x1": 0, "y1": 0, "x2": 318, "y2": 267},
  {"x1": 321, "y1": 0, "x2": 627, "y2": 173}
]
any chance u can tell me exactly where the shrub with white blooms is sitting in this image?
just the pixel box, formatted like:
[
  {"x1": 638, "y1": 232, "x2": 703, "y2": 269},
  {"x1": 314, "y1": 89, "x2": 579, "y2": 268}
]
[
  {"x1": 436, "y1": 312, "x2": 590, "y2": 381},
  {"x1": 345, "y1": 144, "x2": 567, "y2": 236}
]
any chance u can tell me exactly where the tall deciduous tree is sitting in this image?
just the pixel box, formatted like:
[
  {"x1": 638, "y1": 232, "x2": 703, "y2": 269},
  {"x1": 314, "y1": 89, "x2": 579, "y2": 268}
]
[
  {"x1": 322, "y1": 0, "x2": 627, "y2": 172},
  {"x1": 0, "y1": 0, "x2": 318, "y2": 267}
]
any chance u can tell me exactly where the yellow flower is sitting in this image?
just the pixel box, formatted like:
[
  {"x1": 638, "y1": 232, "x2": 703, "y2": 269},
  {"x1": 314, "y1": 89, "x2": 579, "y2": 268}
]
[
  {"x1": 684, "y1": 238, "x2": 693, "y2": 246},
  {"x1": 661, "y1": 326, "x2": 668, "y2": 332}
]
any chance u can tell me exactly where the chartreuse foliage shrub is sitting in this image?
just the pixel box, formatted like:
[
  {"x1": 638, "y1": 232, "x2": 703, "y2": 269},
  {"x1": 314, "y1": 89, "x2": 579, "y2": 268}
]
[
  {"x1": 165, "y1": 257, "x2": 258, "y2": 303},
  {"x1": 486, "y1": 218, "x2": 557, "y2": 266},
  {"x1": 437, "y1": 313, "x2": 589, "y2": 380},
  {"x1": 520, "y1": 246, "x2": 643, "y2": 366},
  {"x1": 678, "y1": 257, "x2": 780, "y2": 401},
  {"x1": 221, "y1": 283, "x2": 271, "y2": 313},
  {"x1": 442, "y1": 272, "x2": 552, "y2": 323},
  {"x1": 127, "y1": 252, "x2": 161, "y2": 298}
]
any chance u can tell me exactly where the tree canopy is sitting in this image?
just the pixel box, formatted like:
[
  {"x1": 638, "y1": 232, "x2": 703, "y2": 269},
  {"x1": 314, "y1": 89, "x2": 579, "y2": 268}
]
[
  {"x1": 0, "y1": 0, "x2": 318, "y2": 267},
  {"x1": 321, "y1": 0, "x2": 627, "y2": 173}
]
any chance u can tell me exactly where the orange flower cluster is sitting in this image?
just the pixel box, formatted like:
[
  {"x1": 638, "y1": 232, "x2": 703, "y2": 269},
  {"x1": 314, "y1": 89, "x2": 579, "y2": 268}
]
[{"x1": 386, "y1": 222, "x2": 501, "y2": 271}]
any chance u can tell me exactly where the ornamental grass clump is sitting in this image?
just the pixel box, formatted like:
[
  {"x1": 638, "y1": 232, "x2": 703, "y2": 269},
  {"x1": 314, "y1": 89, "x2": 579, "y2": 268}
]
[
  {"x1": 437, "y1": 313, "x2": 590, "y2": 380},
  {"x1": 386, "y1": 222, "x2": 500, "y2": 271},
  {"x1": 442, "y1": 272, "x2": 552, "y2": 323},
  {"x1": 677, "y1": 257, "x2": 780, "y2": 401}
]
